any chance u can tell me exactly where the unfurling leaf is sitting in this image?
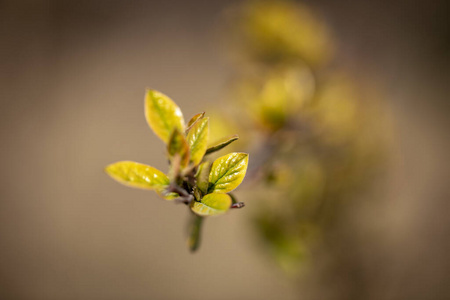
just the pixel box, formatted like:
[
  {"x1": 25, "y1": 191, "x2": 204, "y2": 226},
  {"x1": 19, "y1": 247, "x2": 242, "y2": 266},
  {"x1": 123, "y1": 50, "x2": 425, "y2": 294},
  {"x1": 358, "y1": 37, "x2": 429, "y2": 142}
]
[
  {"x1": 145, "y1": 89, "x2": 185, "y2": 143},
  {"x1": 206, "y1": 134, "x2": 239, "y2": 155},
  {"x1": 168, "y1": 128, "x2": 190, "y2": 169},
  {"x1": 187, "y1": 117, "x2": 209, "y2": 166},
  {"x1": 105, "y1": 161, "x2": 171, "y2": 194},
  {"x1": 190, "y1": 193, "x2": 231, "y2": 216},
  {"x1": 196, "y1": 161, "x2": 212, "y2": 194},
  {"x1": 208, "y1": 152, "x2": 249, "y2": 193},
  {"x1": 186, "y1": 112, "x2": 205, "y2": 130}
]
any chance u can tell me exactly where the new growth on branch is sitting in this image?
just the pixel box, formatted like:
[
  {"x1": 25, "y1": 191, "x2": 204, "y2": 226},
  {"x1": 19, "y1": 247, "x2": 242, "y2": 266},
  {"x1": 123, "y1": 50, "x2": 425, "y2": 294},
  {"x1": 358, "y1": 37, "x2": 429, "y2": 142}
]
[{"x1": 105, "y1": 90, "x2": 249, "y2": 251}]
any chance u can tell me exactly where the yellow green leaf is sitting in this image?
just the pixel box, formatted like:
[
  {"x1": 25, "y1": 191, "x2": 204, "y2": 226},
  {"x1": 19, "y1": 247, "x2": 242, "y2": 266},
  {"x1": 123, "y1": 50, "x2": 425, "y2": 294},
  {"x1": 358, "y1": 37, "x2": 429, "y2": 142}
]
[
  {"x1": 206, "y1": 134, "x2": 239, "y2": 155},
  {"x1": 105, "y1": 161, "x2": 170, "y2": 193},
  {"x1": 161, "y1": 191, "x2": 179, "y2": 200},
  {"x1": 145, "y1": 89, "x2": 185, "y2": 143},
  {"x1": 196, "y1": 161, "x2": 212, "y2": 194},
  {"x1": 187, "y1": 117, "x2": 209, "y2": 166},
  {"x1": 186, "y1": 112, "x2": 205, "y2": 129},
  {"x1": 208, "y1": 152, "x2": 249, "y2": 193},
  {"x1": 190, "y1": 193, "x2": 231, "y2": 216},
  {"x1": 168, "y1": 128, "x2": 190, "y2": 169}
]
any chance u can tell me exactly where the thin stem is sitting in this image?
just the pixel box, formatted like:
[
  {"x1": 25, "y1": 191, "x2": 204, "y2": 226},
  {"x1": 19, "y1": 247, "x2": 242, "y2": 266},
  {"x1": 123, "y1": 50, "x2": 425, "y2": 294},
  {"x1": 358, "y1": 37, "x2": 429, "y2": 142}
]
[
  {"x1": 188, "y1": 213, "x2": 203, "y2": 252},
  {"x1": 174, "y1": 194, "x2": 194, "y2": 205},
  {"x1": 165, "y1": 182, "x2": 194, "y2": 205},
  {"x1": 166, "y1": 182, "x2": 190, "y2": 197}
]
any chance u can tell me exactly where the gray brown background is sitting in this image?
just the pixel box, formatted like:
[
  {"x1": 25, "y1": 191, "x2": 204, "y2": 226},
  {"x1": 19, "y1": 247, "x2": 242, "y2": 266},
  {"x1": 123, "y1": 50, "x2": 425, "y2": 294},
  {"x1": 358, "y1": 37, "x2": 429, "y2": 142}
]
[{"x1": 0, "y1": 0, "x2": 449, "y2": 299}]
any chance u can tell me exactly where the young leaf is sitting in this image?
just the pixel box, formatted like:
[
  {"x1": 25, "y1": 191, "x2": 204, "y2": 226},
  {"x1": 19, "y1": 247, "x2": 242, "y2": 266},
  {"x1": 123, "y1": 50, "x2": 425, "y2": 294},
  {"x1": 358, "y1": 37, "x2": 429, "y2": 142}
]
[
  {"x1": 186, "y1": 112, "x2": 205, "y2": 130},
  {"x1": 208, "y1": 152, "x2": 249, "y2": 193},
  {"x1": 205, "y1": 134, "x2": 239, "y2": 155},
  {"x1": 145, "y1": 89, "x2": 185, "y2": 143},
  {"x1": 196, "y1": 161, "x2": 212, "y2": 194},
  {"x1": 105, "y1": 161, "x2": 170, "y2": 193},
  {"x1": 187, "y1": 117, "x2": 209, "y2": 166},
  {"x1": 162, "y1": 191, "x2": 180, "y2": 200},
  {"x1": 190, "y1": 193, "x2": 231, "y2": 216},
  {"x1": 168, "y1": 128, "x2": 190, "y2": 169}
]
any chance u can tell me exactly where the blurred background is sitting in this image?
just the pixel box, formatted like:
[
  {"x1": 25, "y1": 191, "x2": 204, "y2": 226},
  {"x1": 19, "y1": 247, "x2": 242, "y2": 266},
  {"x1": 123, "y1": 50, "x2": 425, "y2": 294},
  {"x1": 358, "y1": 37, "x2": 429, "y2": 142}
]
[{"x1": 0, "y1": 0, "x2": 449, "y2": 299}]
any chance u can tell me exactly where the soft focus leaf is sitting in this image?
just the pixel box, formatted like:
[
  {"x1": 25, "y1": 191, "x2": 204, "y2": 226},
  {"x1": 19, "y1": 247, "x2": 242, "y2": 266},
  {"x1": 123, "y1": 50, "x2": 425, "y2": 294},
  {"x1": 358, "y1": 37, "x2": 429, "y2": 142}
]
[
  {"x1": 208, "y1": 152, "x2": 249, "y2": 193},
  {"x1": 239, "y1": 69, "x2": 313, "y2": 131},
  {"x1": 105, "y1": 161, "x2": 170, "y2": 193},
  {"x1": 190, "y1": 193, "x2": 231, "y2": 216},
  {"x1": 145, "y1": 89, "x2": 185, "y2": 143},
  {"x1": 187, "y1": 117, "x2": 209, "y2": 166},
  {"x1": 186, "y1": 112, "x2": 205, "y2": 130},
  {"x1": 237, "y1": 1, "x2": 332, "y2": 66},
  {"x1": 206, "y1": 134, "x2": 239, "y2": 155},
  {"x1": 196, "y1": 161, "x2": 212, "y2": 194},
  {"x1": 161, "y1": 192, "x2": 180, "y2": 200},
  {"x1": 168, "y1": 128, "x2": 190, "y2": 169}
]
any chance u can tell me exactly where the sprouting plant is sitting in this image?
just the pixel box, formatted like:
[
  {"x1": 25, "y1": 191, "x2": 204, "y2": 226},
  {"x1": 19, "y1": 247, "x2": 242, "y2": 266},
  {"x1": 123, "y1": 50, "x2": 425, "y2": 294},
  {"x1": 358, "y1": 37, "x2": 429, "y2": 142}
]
[{"x1": 105, "y1": 90, "x2": 248, "y2": 251}]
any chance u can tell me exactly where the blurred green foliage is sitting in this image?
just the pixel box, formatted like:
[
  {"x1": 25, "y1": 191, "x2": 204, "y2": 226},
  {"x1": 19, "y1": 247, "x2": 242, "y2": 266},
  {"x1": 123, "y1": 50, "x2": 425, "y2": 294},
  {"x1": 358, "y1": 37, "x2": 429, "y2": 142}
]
[
  {"x1": 214, "y1": 0, "x2": 391, "y2": 273},
  {"x1": 230, "y1": 0, "x2": 333, "y2": 66}
]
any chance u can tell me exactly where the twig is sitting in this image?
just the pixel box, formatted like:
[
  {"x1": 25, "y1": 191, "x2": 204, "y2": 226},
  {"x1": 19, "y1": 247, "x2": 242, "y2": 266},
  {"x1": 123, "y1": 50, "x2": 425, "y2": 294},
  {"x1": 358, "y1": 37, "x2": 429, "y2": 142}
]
[{"x1": 231, "y1": 202, "x2": 245, "y2": 209}]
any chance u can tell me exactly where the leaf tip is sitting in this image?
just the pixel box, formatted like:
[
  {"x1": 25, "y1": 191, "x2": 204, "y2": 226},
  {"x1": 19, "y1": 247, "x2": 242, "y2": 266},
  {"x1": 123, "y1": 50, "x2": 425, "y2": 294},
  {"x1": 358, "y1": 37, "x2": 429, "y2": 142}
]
[{"x1": 144, "y1": 89, "x2": 185, "y2": 143}]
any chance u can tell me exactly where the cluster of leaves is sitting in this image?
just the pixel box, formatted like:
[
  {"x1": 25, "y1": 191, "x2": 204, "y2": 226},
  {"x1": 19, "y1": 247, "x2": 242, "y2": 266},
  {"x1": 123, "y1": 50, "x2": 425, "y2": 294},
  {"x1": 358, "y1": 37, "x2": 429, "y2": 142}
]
[{"x1": 105, "y1": 90, "x2": 248, "y2": 251}]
